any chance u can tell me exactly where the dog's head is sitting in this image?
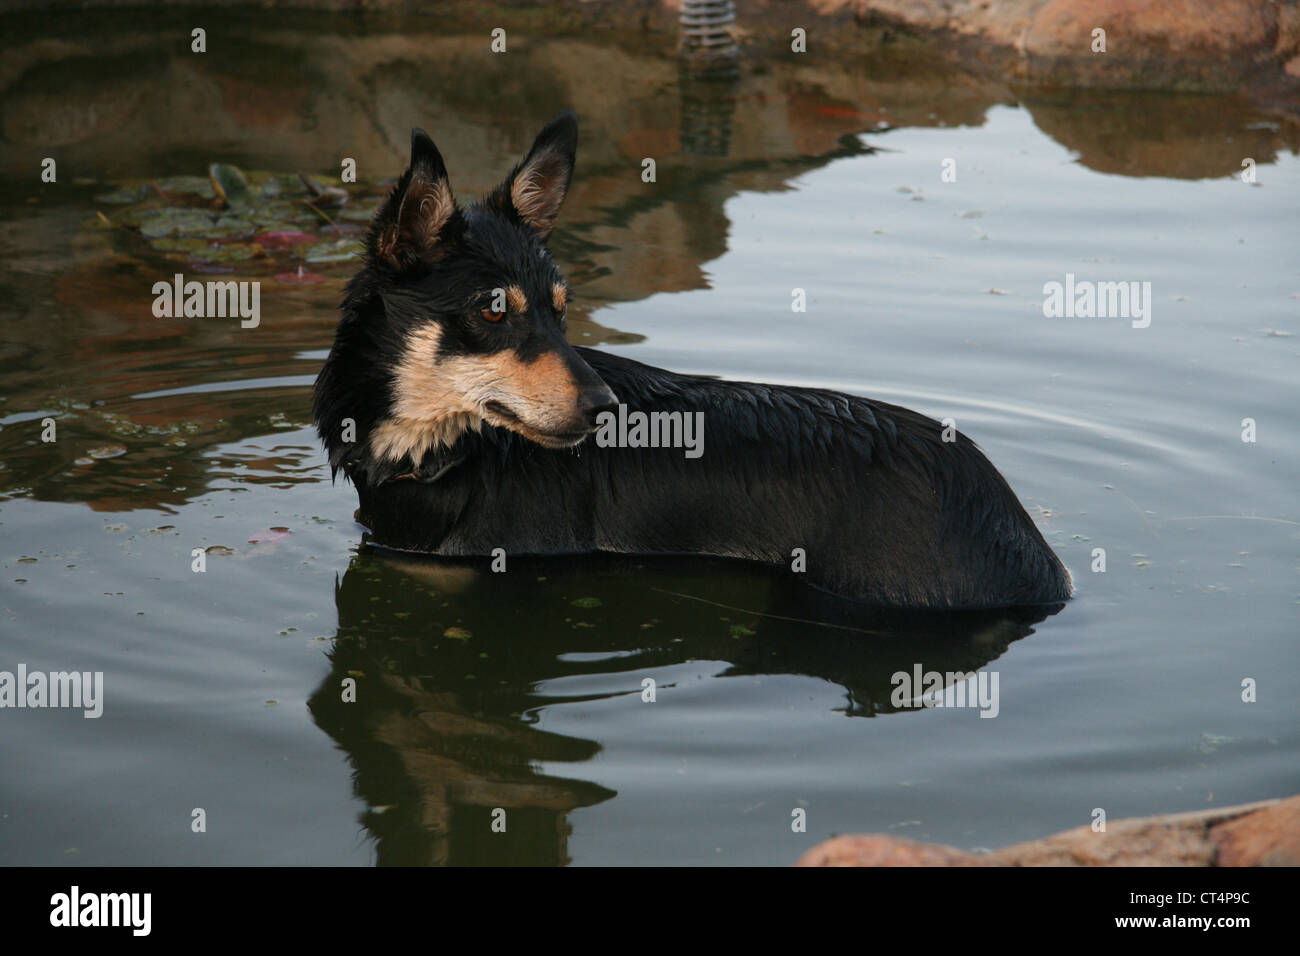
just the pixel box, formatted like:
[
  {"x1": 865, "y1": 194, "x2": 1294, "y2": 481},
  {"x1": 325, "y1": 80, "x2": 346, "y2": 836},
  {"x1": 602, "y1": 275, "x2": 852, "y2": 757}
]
[{"x1": 315, "y1": 110, "x2": 617, "y2": 483}]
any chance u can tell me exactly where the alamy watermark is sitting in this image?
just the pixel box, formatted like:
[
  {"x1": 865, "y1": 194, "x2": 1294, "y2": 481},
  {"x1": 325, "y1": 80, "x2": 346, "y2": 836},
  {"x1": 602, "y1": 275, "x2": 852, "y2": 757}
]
[
  {"x1": 50, "y1": 886, "x2": 150, "y2": 936},
  {"x1": 890, "y1": 664, "x2": 999, "y2": 718},
  {"x1": 594, "y1": 404, "x2": 704, "y2": 459},
  {"x1": 1042, "y1": 272, "x2": 1151, "y2": 328},
  {"x1": 0, "y1": 664, "x2": 103, "y2": 718},
  {"x1": 152, "y1": 273, "x2": 260, "y2": 328}
]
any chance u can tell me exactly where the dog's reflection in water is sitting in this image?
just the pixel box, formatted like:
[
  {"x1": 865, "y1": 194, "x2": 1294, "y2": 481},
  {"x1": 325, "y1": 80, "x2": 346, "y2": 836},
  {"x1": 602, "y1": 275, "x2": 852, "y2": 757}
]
[{"x1": 307, "y1": 551, "x2": 1061, "y2": 865}]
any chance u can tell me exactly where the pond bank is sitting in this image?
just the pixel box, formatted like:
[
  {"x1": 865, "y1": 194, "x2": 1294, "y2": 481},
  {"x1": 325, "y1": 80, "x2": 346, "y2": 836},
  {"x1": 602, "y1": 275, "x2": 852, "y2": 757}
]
[
  {"x1": 11, "y1": 1, "x2": 1300, "y2": 114},
  {"x1": 824, "y1": 1, "x2": 1300, "y2": 99},
  {"x1": 796, "y1": 794, "x2": 1300, "y2": 866}
]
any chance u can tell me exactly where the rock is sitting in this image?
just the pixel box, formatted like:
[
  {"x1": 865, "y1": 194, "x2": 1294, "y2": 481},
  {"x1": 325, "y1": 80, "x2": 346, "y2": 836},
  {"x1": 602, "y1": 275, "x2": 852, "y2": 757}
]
[
  {"x1": 845, "y1": 0, "x2": 1300, "y2": 94},
  {"x1": 795, "y1": 834, "x2": 982, "y2": 867},
  {"x1": 984, "y1": 815, "x2": 1218, "y2": 867},
  {"x1": 796, "y1": 796, "x2": 1299, "y2": 866},
  {"x1": 1022, "y1": 0, "x2": 1280, "y2": 89},
  {"x1": 1212, "y1": 796, "x2": 1300, "y2": 866}
]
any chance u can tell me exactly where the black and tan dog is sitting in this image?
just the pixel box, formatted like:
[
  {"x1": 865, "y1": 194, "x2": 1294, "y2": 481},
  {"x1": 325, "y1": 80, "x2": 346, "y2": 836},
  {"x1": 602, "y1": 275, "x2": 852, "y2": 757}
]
[{"x1": 314, "y1": 111, "x2": 1073, "y2": 609}]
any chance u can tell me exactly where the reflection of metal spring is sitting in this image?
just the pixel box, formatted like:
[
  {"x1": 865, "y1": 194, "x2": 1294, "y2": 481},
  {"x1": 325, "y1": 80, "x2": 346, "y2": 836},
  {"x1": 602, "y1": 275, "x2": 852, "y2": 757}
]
[
  {"x1": 678, "y1": 0, "x2": 739, "y2": 155},
  {"x1": 679, "y1": 59, "x2": 738, "y2": 156},
  {"x1": 679, "y1": 0, "x2": 737, "y2": 53}
]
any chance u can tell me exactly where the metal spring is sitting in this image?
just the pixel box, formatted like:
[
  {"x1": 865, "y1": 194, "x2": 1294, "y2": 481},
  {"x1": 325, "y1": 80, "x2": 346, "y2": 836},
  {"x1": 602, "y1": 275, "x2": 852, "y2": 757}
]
[{"x1": 680, "y1": 0, "x2": 737, "y2": 50}]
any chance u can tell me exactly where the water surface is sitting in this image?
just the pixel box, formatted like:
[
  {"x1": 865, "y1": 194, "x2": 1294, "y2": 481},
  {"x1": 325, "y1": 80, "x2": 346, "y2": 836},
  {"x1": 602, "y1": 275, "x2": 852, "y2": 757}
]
[{"x1": 0, "y1": 20, "x2": 1296, "y2": 865}]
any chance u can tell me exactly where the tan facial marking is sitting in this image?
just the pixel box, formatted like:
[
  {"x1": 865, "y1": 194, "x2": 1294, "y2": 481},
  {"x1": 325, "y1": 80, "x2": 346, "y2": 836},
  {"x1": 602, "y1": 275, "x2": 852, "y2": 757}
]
[
  {"x1": 485, "y1": 351, "x2": 578, "y2": 410},
  {"x1": 505, "y1": 285, "x2": 527, "y2": 313},
  {"x1": 552, "y1": 283, "x2": 567, "y2": 313},
  {"x1": 477, "y1": 350, "x2": 587, "y2": 448},
  {"x1": 370, "y1": 323, "x2": 589, "y2": 463},
  {"x1": 369, "y1": 324, "x2": 482, "y2": 464}
]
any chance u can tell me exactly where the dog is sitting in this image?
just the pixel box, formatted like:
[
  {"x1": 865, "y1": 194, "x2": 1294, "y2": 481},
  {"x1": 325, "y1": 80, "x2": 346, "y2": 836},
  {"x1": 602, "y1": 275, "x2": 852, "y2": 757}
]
[{"x1": 313, "y1": 110, "x2": 1073, "y2": 609}]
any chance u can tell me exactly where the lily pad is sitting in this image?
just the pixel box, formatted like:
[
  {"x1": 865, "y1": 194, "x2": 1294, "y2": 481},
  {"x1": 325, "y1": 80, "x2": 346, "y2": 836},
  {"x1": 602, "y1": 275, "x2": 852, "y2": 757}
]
[
  {"x1": 202, "y1": 216, "x2": 257, "y2": 239},
  {"x1": 152, "y1": 237, "x2": 213, "y2": 253},
  {"x1": 196, "y1": 243, "x2": 258, "y2": 263},
  {"x1": 303, "y1": 238, "x2": 362, "y2": 263},
  {"x1": 258, "y1": 175, "x2": 301, "y2": 199},
  {"x1": 87, "y1": 165, "x2": 382, "y2": 275},
  {"x1": 110, "y1": 205, "x2": 156, "y2": 228},
  {"x1": 139, "y1": 208, "x2": 217, "y2": 239},
  {"x1": 251, "y1": 198, "x2": 308, "y2": 221},
  {"x1": 155, "y1": 175, "x2": 217, "y2": 197},
  {"x1": 209, "y1": 164, "x2": 250, "y2": 204},
  {"x1": 95, "y1": 184, "x2": 148, "y2": 204},
  {"x1": 138, "y1": 217, "x2": 184, "y2": 240}
]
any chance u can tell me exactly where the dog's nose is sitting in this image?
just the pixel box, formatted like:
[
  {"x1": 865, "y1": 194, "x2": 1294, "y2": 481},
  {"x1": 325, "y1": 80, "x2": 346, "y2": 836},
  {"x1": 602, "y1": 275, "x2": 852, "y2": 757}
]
[{"x1": 578, "y1": 385, "x2": 619, "y2": 428}]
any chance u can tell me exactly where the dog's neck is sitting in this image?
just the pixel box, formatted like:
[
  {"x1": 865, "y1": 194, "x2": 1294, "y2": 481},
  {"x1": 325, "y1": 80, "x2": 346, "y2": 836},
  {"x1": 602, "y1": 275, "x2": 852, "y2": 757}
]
[{"x1": 369, "y1": 411, "x2": 479, "y2": 465}]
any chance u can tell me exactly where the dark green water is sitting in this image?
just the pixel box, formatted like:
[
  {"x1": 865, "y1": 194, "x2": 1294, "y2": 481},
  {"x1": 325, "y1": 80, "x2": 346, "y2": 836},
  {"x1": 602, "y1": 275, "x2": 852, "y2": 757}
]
[{"x1": 0, "y1": 15, "x2": 1296, "y2": 865}]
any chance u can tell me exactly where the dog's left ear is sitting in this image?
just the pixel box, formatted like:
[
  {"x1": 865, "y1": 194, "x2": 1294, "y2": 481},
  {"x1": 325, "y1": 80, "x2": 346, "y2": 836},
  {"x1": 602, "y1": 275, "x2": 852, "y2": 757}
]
[{"x1": 486, "y1": 110, "x2": 578, "y2": 241}]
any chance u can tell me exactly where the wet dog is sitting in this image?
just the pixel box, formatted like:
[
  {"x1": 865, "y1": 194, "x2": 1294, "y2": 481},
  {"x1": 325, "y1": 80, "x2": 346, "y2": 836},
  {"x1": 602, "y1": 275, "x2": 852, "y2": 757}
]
[{"x1": 313, "y1": 111, "x2": 1073, "y2": 609}]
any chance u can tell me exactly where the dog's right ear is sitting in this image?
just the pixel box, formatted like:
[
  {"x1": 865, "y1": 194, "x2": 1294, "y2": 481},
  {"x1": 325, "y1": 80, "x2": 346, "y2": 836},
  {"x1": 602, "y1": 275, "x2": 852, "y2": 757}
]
[{"x1": 371, "y1": 128, "x2": 463, "y2": 269}]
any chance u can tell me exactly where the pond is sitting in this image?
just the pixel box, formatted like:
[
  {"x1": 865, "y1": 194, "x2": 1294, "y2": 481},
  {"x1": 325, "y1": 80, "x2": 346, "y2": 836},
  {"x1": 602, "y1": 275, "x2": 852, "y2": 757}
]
[{"x1": 0, "y1": 13, "x2": 1296, "y2": 865}]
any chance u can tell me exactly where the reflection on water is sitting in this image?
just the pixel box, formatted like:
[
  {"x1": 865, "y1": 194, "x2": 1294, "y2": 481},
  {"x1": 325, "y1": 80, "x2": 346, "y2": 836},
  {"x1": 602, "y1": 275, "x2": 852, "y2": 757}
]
[
  {"x1": 678, "y1": 57, "x2": 740, "y2": 157},
  {"x1": 310, "y1": 552, "x2": 1056, "y2": 865},
  {"x1": 1, "y1": 22, "x2": 1292, "y2": 511}
]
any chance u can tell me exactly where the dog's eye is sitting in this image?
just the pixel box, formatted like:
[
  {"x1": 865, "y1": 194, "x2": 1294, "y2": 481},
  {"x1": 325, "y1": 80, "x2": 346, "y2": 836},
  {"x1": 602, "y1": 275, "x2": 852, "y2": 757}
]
[{"x1": 480, "y1": 307, "x2": 506, "y2": 323}]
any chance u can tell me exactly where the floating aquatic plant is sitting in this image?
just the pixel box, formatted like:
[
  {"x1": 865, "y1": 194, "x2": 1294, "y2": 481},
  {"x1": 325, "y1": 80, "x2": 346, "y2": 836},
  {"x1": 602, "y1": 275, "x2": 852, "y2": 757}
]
[{"x1": 89, "y1": 164, "x2": 380, "y2": 280}]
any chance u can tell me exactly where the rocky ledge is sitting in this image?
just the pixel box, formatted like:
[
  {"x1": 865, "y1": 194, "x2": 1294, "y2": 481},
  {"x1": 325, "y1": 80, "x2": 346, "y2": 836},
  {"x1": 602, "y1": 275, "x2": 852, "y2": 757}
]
[
  {"x1": 796, "y1": 794, "x2": 1300, "y2": 866},
  {"x1": 722, "y1": 0, "x2": 1299, "y2": 110},
  {"x1": 841, "y1": 0, "x2": 1300, "y2": 93}
]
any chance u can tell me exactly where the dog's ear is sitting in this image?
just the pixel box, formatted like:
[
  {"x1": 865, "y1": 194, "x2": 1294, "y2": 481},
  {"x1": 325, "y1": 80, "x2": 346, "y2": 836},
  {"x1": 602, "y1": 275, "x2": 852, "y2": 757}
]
[
  {"x1": 485, "y1": 110, "x2": 578, "y2": 241},
  {"x1": 372, "y1": 128, "x2": 462, "y2": 269}
]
